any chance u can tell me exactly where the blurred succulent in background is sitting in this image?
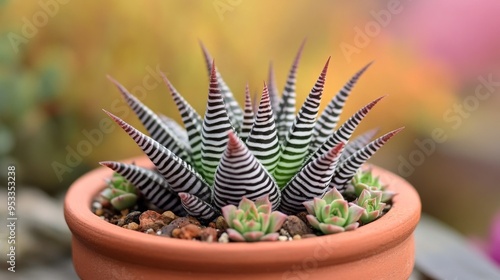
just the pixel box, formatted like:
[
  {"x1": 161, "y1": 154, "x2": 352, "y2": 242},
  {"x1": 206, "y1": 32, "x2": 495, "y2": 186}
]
[
  {"x1": 303, "y1": 188, "x2": 364, "y2": 234},
  {"x1": 350, "y1": 169, "x2": 395, "y2": 203},
  {"x1": 355, "y1": 189, "x2": 386, "y2": 224},
  {"x1": 222, "y1": 196, "x2": 287, "y2": 242},
  {"x1": 99, "y1": 172, "x2": 138, "y2": 211},
  {"x1": 99, "y1": 42, "x2": 402, "y2": 240}
]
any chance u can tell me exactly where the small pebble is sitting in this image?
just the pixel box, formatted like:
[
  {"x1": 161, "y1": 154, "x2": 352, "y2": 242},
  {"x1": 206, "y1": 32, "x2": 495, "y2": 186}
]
[
  {"x1": 162, "y1": 211, "x2": 176, "y2": 223},
  {"x1": 124, "y1": 211, "x2": 142, "y2": 225},
  {"x1": 215, "y1": 216, "x2": 228, "y2": 231},
  {"x1": 121, "y1": 209, "x2": 130, "y2": 216},
  {"x1": 293, "y1": 234, "x2": 301, "y2": 240},
  {"x1": 145, "y1": 228, "x2": 155, "y2": 235},
  {"x1": 218, "y1": 232, "x2": 229, "y2": 243},
  {"x1": 278, "y1": 236, "x2": 288, "y2": 242},
  {"x1": 95, "y1": 209, "x2": 104, "y2": 216},
  {"x1": 139, "y1": 210, "x2": 167, "y2": 231},
  {"x1": 301, "y1": 234, "x2": 317, "y2": 239},
  {"x1": 93, "y1": 202, "x2": 102, "y2": 210},
  {"x1": 200, "y1": 227, "x2": 218, "y2": 242},
  {"x1": 123, "y1": 222, "x2": 139, "y2": 230},
  {"x1": 171, "y1": 228, "x2": 182, "y2": 238},
  {"x1": 174, "y1": 224, "x2": 201, "y2": 240}
]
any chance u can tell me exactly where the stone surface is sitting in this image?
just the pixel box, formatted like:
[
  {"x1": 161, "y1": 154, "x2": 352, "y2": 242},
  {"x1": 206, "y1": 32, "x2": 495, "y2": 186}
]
[
  {"x1": 161, "y1": 211, "x2": 176, "y2": 223},
  {"x1": 200, "y1": 227, "x2": 218, "y2": 242},
  {"x1": 139, "y1": 210, "x2": 166, "y2": 231},
  {"x1": 282, "y1": 215, "x2": 313, "y2": 236},
  {"x1": 215, "y1": 216, "x2": 228, "y2": 231},
  {"x1": 160, "y1": 217, "x2": 192, "y2": 237},
  {"x1": 124, "y1": 211, "x2": 141, "y2": 225},
  {"x1": 175, "y1": 224, "x2": 202, "y2": 240}
]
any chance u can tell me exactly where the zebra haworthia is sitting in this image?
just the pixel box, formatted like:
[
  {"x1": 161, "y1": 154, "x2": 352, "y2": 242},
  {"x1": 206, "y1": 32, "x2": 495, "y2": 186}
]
[
  {"x1": 100, "y1": 161, "x2": 185, "y2": 214},
  {"x1": 275, "y1": 40, "x2": 305, "y2": 142},
  {"x1": 213, "y1": 131, "x2": 281, "y2": 210},
  {"x1": 329, "y1": 127, "x2": 404, "y2": 191},
  {"x1": 104, "y1": 110, "x2": 212, "y2": 202},
  {"x1": 107, "y1": 75, "x2": 190, "y2": 164},
  {"x1": 310, "y1": 62, "x2": 373, "y2": 153},
  {"x1": 245, "y1": 83, "x2": 280, "y2": 174},
  {"x1": 279, "y1": 142, "x2": 345, "y2": 214},
  {"x1": 200, "y1": 62, "x2": 235, "y2": 186},
  {"x1": 273, "y1": 58, "x2": 330, "y2": 188},
  {"x1": 102, "y1": 47, "x2": 403, "y2": 222}
]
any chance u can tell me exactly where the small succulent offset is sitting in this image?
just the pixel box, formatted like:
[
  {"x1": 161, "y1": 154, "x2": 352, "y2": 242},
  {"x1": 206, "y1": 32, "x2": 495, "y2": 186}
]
[
  {"x1": 355, "y1": 190, "x2": 386, "y2": 224},
  {"x1": 350, "y1": 169, "x2": 395, "y2": 203},
  {"x1": 303, "y1": 188, "x2": 364, "y2": 234},
  {"x1": 100, "y1": 172, "x2": 138, "y2": 211},
  {"x1": 99, "y1": 41, "x2": 403, "y2": 240},
  {"x1": 222, "y1": 195, "x2": 287, "y2": 242}
]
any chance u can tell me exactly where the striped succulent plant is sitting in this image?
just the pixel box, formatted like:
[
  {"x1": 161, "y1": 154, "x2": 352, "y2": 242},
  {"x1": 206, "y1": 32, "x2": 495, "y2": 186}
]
[{"x1": 100, "y1": 43, "x2": 403, "y2": 223}]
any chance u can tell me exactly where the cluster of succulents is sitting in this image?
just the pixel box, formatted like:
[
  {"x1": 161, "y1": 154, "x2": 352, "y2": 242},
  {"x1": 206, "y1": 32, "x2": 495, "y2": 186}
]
[
  {"x1": 99, "y1": 172, "x2": 139, "y2": 211},
  {"x1": 99, "y1": 42, "x2": 402, "y2": 241}
]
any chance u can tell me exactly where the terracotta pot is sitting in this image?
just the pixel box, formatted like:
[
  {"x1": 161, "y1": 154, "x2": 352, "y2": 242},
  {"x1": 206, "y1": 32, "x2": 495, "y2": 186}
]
[{"x1": 65, "y1": 156, "x2": 421, "y2": 280}]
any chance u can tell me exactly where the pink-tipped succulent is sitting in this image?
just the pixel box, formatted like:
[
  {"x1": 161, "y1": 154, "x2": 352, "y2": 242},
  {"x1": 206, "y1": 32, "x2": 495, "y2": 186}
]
[
  {"x1": 355, "y1": 190, "x2": 386, "y2": 224},
  {"x1": 303, "y1": 188, "x2": 364, "y2": 235},
  {"x1": 351, "y1": 169, "x2": 395, "y2": 203},
  {"x1": 100, "y1": 172, "x2": 138, "y2": 211},
  {"x1": 222, "y1": 196, "x2": 287, "y2": 242}
]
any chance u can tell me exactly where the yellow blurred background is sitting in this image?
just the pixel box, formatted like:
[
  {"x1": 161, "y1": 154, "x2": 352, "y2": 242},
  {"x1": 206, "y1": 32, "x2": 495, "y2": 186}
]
[{"x1": 1, "y1": 0, "x2": 499, "y2": 274}]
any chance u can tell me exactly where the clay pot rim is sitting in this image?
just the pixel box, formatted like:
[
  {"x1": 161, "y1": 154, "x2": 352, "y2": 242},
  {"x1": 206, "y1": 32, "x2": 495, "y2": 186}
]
[{"x1": 64, "y1": 155, "x2": 421, "y2": 270}]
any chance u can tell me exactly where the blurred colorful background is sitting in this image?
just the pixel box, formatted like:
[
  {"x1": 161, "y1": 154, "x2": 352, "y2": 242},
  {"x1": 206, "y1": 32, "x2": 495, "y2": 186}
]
[{"x1": 0, "y1": 0, "x2": 499, "y2": 277}]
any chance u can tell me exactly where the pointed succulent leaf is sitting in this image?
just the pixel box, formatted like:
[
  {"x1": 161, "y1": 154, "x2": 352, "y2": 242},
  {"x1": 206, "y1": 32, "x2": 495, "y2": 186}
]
[
  {"x1": 162, "y1": 74, "x2": 204, "y2": 170},
  {"x1": 110, "y1": 193, "x2": 138, "y2": 211},
  {"x1": 107, "y1": 76, "x2": 190, "y2": 163},
  {"x1": 104, "y1": 110, "x2": 212, "y2": 202},
  {"x1": 346, "y1": 204, "x2": 365, "y2": 225},
  {"x1": 100, "y1": 161, "x2": 184, "y2": 214},
  {"x1": 274, "y1": 58, "x2": 330, "y2": 188},
  {"x1": 158, "y1": 114, "x2": 189, "y2": 147},
  {"x1": 200, "y1": 42, "x2": 243, "y2": 131},
  {"x1": 178, "y1": 192, "x2": 220, "y2": 222},
  {"x1": 279, "y1": 142, "x2": 344, "y2": 214},
  {"x1": 245, "y1": 83, "x2": 280, "y2": 174},
  {"x1": 309, "y1": 95, "x2": 385, "y2": 162},
  {"x1": 259, "y1": 233, "x2": 280, "y2": 241},
  {"x1": 330, "y1": 127, "x2": 404, "y2": 191},
  {"x1": 213, "y1": 132, "x2": 281, "y2": 210},
  {"x1": 340, "y1": 128, "x2": 379, "y2": 162},
  {"x1": 322, "y1": 187, "x2": 344, "y2": 203},
  {"x1": 239, "y1": 84, "x2": 254, "y2": 143},
  {"x1": 226, "y1": 229, "x2": 246, "y2": 242},
  {"x1": 267, "y1": 62, "x2": 280, "y2": 113},
  {"x1": 275, "y1": 40, "x2": 305, "y2": 142},
  {"x1": 310, "y1": 62, "x2": 373, "y2": 152},
  {"x1": 201, "y1": 62, "x2": 236, "y2": 185}
]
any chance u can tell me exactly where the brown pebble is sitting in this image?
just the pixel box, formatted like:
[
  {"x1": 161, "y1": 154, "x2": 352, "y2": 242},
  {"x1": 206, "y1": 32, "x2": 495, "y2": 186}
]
[
  {"x1": 200, "y1": 227, "x2": 218, "y2": 242},
  {"x1": 123, "y1": 222, "x2": 139, "y2": 231},
  {"x1": 301, "y1": 234, "x2": 317, "y2": 239},
  {"x1": 160, "y1": 217, "x2": 191, "y2": 237},
  {"x1": 171, "y1": 228, "x2": 182, "y2": 238},
  {"x1": 296, "y1": 212, "x2": 309, "y2": 224},
  {"x1": 215, "y1": 216, "x2": 228, "y2": 231},
  {"x1": 282, "y1": 215, "x2": 313, "y2": 236},
  {"x1": 162, "y1": 211, "x2": 176, "y2": 223},
  {"x1": 175, "y1": 224, "x2": 201, "y2": 240},
  {"x1": 124, "y1": 211, "x2": 142, "y2": 225},
  {"x1": 208, "y1": 222, "x2": 216, "y2": 228},
  {"x1": 187, "y1": 216, "x2": 201, "y2": 226},
  {"x1": 95, "y1": 209, "x2": 104, "y2": 216},
  {"x1": 292, "y1": 234, "x2": 301, "y2": 240},
  {"x1": 121, "y1": 209, "x2": 130, "y2": 216},
  {"x1": 139, "y1": 210, "x2": 167, "y2": 231}
]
